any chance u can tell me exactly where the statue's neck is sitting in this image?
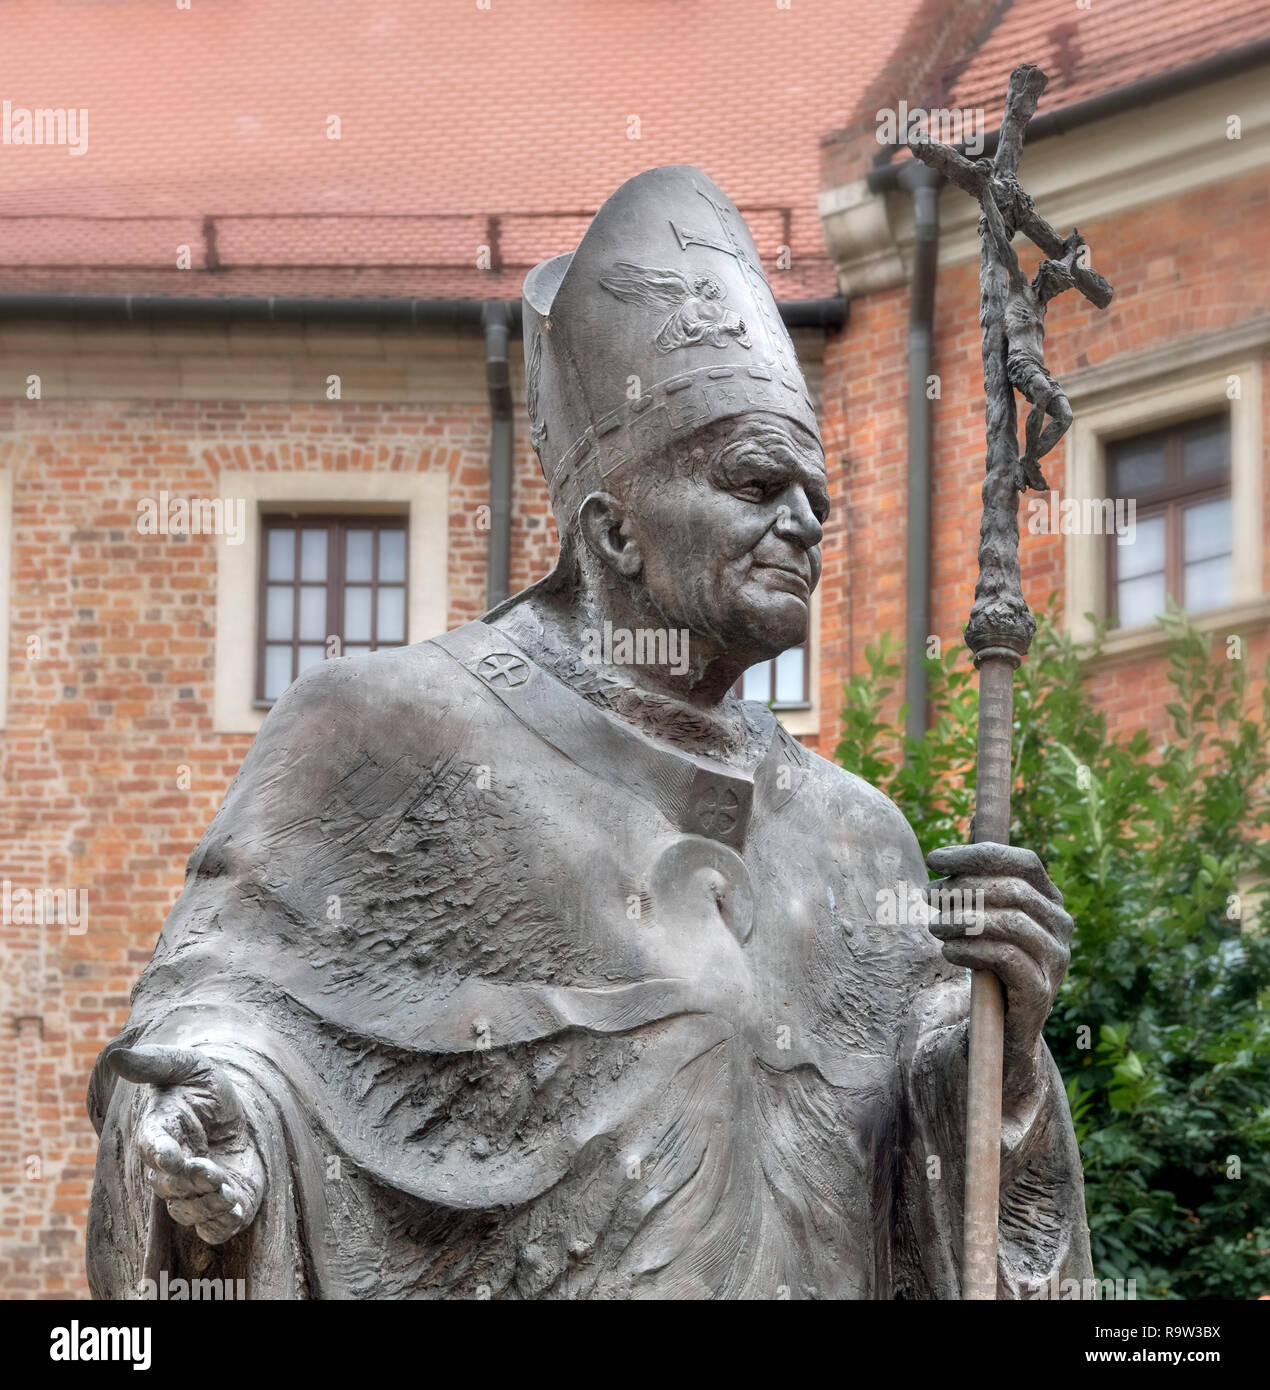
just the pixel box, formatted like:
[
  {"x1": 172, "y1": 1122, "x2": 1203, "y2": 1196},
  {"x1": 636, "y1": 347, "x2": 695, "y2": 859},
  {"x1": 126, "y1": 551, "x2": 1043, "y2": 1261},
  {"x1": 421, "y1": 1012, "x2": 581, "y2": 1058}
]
[{"x1": 490, "y1": 593, "x2": 765, "y2": 768}]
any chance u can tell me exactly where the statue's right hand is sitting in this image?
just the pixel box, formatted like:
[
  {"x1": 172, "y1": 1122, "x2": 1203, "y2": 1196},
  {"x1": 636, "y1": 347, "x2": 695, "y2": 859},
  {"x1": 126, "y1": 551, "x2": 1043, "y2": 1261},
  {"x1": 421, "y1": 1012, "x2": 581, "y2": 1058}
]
[{"x1": 108, "y1": 1043, "x2": 265, "y2": 1246}]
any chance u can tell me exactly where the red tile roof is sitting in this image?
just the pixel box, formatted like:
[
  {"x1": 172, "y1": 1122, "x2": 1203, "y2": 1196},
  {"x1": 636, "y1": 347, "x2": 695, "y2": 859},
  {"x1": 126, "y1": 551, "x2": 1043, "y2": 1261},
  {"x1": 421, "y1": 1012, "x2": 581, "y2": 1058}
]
[
  {"x1": 829, "y1": 0, "x2": 1270, "y2": 188},
  {"x1": 947, "y1": 0, "x2": 1270, "y2": 121},
  {"x1": 0, "y1": 0, "x2": 925, "y2": 301}
]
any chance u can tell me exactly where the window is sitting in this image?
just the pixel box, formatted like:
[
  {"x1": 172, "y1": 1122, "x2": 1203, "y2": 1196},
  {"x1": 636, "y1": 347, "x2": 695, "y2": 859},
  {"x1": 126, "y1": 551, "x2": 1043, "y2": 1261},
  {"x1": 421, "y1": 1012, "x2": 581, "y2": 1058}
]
[
  {"x1": 213, "y1": 463, "x2": 447, "y2": 735},
  {"x1": 737, "y1": 643, "x2": 810, "y2": 709},
  {"x1": 1062, "y1": 350, "x2": 1263, "y2": 653},
  {"x1": 1106, "y1": 413, "x2": 1231, "y2": 629},
  {"x1": 257, "y1": 515, "x2": 408, "y2": 703}
]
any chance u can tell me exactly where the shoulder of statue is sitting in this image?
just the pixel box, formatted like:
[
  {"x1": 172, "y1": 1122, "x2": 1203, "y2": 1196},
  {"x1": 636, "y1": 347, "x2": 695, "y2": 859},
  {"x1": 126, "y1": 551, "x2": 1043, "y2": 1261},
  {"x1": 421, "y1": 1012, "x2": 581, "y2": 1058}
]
[
  {"x1": 257, "y1": 637, "x2": 468, "y2": 752},
  {"x1": 789, "y1": 738, "x2": 921, "y2": 846}
]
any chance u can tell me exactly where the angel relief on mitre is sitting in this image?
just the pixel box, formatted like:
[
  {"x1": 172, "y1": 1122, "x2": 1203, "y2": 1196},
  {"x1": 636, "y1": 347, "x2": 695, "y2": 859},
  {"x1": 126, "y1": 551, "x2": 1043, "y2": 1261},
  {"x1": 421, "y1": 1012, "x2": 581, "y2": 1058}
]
[{"x1": 599, "y1": 261, "x2": 751, "y2": 353}]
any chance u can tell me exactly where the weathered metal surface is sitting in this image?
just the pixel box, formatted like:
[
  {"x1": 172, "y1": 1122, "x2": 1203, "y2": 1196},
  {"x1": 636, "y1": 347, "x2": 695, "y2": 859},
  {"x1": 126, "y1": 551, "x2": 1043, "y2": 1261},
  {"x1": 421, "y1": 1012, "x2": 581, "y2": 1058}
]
[{"x1": 86, "y1": 165, "x2": 1091, "y2": 1300}]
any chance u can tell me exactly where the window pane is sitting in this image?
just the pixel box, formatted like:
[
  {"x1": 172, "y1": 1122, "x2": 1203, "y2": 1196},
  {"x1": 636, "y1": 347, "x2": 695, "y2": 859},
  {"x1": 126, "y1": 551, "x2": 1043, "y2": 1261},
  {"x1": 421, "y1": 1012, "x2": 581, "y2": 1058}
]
[
  {"x1": 1117, "y1": 573, "x2": 1168, "y2": 629},
  {"x1": 266, "y1": 585, "x2": 295, "y2": 641},
  {"x1": 1183, "y1": 497, "x2": 1231, "y2": 564},
  {"x1": 259, "y1": 516, "x2": 412, "y2": 703},
  {"x1": 1185, "y1": 556, "x2": 1231, "y2": 612},
  {"x1": 300, "y1": 528, "x2": 327, "y2": 581},
  {"x1": 298, "y1": 585, "x2": 327, "y2": 641},
  {"x1": 378, "y1": 529, "x2": 405, "y2": 583},
  {"x1": 1182, "y1": 420, "x2": 1228, "y2": 478},
  {"x1": 264, "y1": 645, "x2": 293, "y2": 700},
  {"x1": 774, "y1": 645, "x2": 806, "y2": 705},
  {"x1": 267, "y1": 528, "x2": 295, "y2": 580},
  {"x1": 344, "y1": 586, "x2": 372, "y2": 642},
  {"x1": 346, "y1": 529, "x2": 373, "y2": 582},
  {"x1": 1110, "y1": 443, "x2": 1165, "y2": 496},
  {"x1": 376, "y1": 587, "x2": 405, "y2": 644},
  {"x1": 1117, "y1": 514, "x2": 1166, "y2": 580},
  {"x1": 742, "y1": 661, "x2": 771, "y2": 702}
]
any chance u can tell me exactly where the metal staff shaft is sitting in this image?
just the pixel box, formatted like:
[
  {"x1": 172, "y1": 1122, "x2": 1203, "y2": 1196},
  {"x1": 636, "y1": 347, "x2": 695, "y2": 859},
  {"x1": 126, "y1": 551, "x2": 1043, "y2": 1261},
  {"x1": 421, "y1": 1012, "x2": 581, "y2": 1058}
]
[
  {"x1": 909, "y1": 61, "x2": 1112, "y2": 1299},
  {"x1": 963, "y1": 651, "x2": 1018, "y2": 1299}
]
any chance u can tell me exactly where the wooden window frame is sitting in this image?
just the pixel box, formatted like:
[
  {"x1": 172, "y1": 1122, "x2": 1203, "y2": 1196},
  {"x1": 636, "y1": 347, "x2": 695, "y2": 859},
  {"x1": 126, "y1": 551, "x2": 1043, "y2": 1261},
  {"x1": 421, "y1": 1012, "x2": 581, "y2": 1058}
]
[
  {"x1": 1105, "y1": 413, "x2": 1231, "y2": 626},
  {"x1": 255, "y1": 514, "x2": 409, "y2": 705},
  {"x1": 734, "y1": 641, "x2": 812, "y2": 711}
]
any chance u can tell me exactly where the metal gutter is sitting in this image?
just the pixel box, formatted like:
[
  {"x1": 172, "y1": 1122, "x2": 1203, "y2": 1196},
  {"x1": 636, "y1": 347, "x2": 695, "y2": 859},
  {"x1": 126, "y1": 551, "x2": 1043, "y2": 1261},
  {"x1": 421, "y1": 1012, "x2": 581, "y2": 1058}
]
[{"x1": 481, "y1": 301, "x2": 514, "y2": 609}]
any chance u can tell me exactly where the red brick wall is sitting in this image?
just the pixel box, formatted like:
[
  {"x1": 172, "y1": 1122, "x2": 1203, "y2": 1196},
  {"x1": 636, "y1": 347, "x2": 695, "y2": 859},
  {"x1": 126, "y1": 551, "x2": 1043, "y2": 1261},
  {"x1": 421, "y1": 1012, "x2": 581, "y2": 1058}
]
[
  {"x1": 0, "y1": 396, "x2": 559, "y2": 1297},
  {"x1": 818, "y1": 283, "x2": 910, "y2": 750},
  {"x1": 815, "y1": 165, "x2": 1270, "y2": 758}
]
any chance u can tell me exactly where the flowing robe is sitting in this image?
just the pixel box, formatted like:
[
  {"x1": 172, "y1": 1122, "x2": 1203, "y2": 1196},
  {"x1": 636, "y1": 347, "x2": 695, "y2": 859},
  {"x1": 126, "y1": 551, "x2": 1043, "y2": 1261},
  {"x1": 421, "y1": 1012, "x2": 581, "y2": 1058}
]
[{"x1": 87, "y1": 620, "x2": 1091, "y2": 1299}]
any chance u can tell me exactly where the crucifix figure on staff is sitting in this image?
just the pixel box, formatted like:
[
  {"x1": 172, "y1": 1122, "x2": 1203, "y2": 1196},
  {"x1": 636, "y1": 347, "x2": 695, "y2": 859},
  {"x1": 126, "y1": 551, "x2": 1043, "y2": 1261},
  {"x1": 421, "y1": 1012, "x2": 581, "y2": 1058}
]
[
  {"x1": 909, "y1": 63, "x2": 1115, "y2": 1300},
  {"x1": 984, "y1": 201, "x2": 1084, "y2": 492}
]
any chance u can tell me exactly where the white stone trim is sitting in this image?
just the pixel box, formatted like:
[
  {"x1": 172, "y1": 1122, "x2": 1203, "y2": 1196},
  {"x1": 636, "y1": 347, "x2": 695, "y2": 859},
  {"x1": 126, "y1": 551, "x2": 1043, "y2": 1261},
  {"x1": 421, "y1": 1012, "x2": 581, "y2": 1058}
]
[
  {"x1": 0, "y1": 321, "x2": 826, "y2": 408},
  {"x1": 1062, "y1": 353, "x2": 1263, "y2": 645},
  {"x1": 0, "y1": 324, "x2": 492, "y2": 404},
  {"x1": 818, "y1": 174, "x2": 910, "y2": 297},
  {"x1": 1089, "y1": 595, "x2": 1270, "y2": 665},
  {"x1": 1061, "y1": 317, "x2": 1270, "y2": 400},
  {"x1": 213, "y1": 468, "x2": 449, "y2": 734}
]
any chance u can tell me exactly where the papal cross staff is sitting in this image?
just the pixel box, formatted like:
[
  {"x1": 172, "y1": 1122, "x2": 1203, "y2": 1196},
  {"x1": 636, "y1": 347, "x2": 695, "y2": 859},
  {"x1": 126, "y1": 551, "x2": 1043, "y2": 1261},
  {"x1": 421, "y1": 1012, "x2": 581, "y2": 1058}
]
[{"x1": 908, "y1": 64, "x2": 1114, "y2": 1300}]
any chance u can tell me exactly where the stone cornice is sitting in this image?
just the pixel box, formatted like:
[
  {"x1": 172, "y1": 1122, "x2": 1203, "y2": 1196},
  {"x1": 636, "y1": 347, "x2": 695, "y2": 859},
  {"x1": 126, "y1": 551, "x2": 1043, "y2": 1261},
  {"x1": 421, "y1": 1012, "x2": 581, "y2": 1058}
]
[{"x1": 821, "y1": 65, "x2": 1270, "y2": 297}]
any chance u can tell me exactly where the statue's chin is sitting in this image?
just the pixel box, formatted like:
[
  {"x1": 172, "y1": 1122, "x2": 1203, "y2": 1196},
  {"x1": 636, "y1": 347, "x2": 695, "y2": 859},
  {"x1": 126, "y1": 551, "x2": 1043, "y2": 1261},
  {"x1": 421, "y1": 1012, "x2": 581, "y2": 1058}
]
[
  {"x1": 710, "y1": 619, "x2": 808, "y2": 677},
  {"x1": 639, "y1": 583, "x2": 809, "y2": 671},
  {"x1": 737, "y1": 593, "x2": 811, "y2": 654}
]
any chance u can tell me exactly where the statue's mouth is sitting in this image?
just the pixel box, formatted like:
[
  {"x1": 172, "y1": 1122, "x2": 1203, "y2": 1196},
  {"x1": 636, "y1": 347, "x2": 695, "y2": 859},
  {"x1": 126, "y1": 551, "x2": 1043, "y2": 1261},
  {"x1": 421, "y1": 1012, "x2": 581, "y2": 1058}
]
[{"x1": 752, "y1": 562, "x2": 810, "y2": 599}]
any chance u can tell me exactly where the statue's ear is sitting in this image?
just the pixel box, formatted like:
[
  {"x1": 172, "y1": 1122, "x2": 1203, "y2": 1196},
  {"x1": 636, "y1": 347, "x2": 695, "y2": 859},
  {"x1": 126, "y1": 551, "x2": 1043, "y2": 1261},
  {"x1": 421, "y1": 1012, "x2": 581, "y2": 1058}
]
[{"x1": 579, "y1": 491, "x2": 642, "y2": 579}]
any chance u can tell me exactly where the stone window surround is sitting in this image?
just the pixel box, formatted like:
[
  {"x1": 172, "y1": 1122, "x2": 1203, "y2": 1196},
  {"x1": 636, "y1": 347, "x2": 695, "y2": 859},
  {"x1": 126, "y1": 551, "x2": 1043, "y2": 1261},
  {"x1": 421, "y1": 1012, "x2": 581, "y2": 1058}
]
[
  {"x1": 1063, "y1": 340, "x2": 1265, "y2": 658},
  {"x1": 214, "y1": 468, "x2": 448, "y2": 734}
]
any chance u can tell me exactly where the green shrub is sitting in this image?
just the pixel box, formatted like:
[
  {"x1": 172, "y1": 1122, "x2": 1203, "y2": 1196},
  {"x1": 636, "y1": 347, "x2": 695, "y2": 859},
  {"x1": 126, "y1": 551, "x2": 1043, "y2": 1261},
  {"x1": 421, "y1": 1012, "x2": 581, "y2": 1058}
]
[{"x1": 834, "y1": 608, "x2": 1270, "y2": 1299}]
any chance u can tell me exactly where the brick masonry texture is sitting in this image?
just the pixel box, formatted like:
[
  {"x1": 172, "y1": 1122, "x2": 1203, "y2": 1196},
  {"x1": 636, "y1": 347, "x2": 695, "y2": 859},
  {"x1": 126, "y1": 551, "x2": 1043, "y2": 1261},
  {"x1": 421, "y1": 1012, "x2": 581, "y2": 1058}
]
[
  {"x1": 0, "y1": 398, "x2": 556, "y2": 1297},
  {"x1": 815, "y1": 166, "x2": 1270, "y2": 757}
]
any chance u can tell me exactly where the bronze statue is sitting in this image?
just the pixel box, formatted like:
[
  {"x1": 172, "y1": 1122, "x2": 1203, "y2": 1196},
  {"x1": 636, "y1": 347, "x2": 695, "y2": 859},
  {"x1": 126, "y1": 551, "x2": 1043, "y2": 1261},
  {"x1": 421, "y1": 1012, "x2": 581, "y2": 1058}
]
[{"x1": 87, "y1": 165, "x2": 1090, "y2": 1299}]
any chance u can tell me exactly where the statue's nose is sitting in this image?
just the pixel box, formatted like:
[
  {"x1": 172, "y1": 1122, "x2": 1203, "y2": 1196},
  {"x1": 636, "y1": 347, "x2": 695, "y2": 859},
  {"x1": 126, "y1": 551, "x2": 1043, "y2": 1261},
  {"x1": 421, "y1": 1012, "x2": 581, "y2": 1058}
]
[{"x1": 774, "y1": 490, "x2": 823, "y2": 550}]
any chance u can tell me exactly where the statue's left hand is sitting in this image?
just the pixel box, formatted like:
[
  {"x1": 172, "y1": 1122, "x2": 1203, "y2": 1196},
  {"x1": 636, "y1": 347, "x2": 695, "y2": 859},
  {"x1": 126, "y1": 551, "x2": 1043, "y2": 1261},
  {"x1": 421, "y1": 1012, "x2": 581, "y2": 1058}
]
[{"x1": 923, "y1": 842, "x2": 1073, "y2": 1110}]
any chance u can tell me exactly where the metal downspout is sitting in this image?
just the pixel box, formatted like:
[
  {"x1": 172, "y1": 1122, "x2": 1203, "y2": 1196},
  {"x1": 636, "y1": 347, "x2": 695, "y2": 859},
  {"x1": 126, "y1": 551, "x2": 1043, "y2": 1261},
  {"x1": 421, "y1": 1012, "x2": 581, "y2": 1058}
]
[
  {"x1": 898, "y1": 159, "x2": 942, "y2": 746},
  {"x1": 481, "y1": 301, "x2": 514, "y2": 610}
]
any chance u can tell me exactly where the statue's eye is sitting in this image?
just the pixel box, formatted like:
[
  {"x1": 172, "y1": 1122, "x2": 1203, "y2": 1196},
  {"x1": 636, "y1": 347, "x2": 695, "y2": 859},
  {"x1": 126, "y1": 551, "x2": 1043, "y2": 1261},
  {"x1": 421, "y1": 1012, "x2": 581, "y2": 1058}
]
[{"x1": 734, "y1": 481, "x2": 768, "y2": 502}]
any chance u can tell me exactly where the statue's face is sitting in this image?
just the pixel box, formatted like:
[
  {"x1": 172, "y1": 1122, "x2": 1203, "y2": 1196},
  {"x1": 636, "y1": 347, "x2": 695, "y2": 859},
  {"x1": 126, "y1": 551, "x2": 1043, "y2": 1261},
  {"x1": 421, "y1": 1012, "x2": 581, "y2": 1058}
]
[{"x1": 629, "y1": 414, "x2": 828, "y2": 667}]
